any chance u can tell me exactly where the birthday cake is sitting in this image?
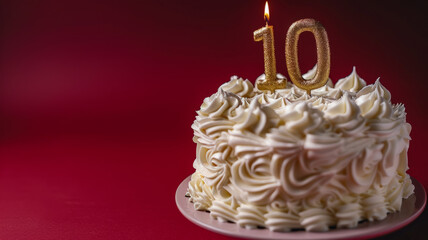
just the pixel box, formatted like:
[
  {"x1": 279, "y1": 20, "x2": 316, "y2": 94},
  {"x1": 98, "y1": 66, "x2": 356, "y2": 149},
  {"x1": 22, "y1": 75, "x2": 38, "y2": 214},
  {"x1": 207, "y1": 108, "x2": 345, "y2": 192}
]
[{"x1": 186, "y1": 66, "x2": 414, "y2": 232}]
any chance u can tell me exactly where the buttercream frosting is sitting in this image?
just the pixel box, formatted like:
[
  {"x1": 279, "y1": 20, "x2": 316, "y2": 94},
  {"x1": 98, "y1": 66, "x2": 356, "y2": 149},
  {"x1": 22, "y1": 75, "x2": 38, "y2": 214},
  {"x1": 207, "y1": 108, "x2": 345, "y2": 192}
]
[{"x1": 187, "y1": 68, "x2": 413, "y2": 231}]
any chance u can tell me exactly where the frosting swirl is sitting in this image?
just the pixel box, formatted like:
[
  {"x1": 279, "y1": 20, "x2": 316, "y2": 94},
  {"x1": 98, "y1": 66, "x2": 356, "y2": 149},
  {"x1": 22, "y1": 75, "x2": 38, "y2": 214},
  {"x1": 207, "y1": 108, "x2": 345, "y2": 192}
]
[
  {"x1": 192, "y1": 89, "x2": 240, "y2": 146},
  {"x1": 230, "y1": 98, "x2": 280, "y2": 135},
  {"x1": 279, "y1": 102, "x2": 325, "y2": 138},
  {"x1": 187, "y1": 173, "x2": 214, "y2": 210},
  {"x1": 355, "y1": 79, "x2": 393, "y2": 119},
  {"x1": 221, "y1": 76, "x2": 255, "y2": 98},
  {"x1": 193, "y1": 143, "x2": 231, "y2": 198},
  {"x1": 324, "y1": 92, "x2": 367, "y2": 135},
  {"x1": 357, "y1": 78, "x2": 391, "y2": 101},
  {"x1": 198, "y1": 89, "x2": 241, "y2": 119},
  {"x1": 335, "y1": 66, "x2": 367, "y2": 92}
]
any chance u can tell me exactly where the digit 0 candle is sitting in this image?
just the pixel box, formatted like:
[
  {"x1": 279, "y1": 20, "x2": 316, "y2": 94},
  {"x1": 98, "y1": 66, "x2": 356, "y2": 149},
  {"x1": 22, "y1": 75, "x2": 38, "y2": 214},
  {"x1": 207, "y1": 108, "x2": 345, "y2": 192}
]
[
  {"x1": 254, "y1": 1, "x2": 286, "y2": 93},
  {"x1": 285, "y1": 18, "x2": 330, "y2": 95}
]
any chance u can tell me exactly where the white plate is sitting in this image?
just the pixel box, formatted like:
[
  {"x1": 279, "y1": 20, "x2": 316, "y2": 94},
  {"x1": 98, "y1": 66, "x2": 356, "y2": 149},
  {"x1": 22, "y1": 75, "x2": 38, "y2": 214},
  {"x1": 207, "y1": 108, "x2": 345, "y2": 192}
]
[{"x1": 176, "y1": 175, "x2": 426, "y2": 240}]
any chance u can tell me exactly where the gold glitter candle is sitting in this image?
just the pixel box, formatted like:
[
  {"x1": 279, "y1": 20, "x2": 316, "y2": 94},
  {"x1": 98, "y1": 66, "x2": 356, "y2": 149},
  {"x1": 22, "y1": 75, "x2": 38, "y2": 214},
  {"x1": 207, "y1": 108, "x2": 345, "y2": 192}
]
[
  {"x1": 285, "y1": 18, "x2": 330, "y2": 95},
  {"x1": 254, "y1": 1, "x2": 286, "y2": 93}
]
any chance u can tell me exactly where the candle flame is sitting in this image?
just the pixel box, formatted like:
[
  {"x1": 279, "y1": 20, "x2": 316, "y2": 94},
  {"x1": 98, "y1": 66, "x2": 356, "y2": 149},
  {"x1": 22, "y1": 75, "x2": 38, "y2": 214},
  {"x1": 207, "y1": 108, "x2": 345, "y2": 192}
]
[{"x1": 264, "y1": 1, "x2": 270, "y2": 24}]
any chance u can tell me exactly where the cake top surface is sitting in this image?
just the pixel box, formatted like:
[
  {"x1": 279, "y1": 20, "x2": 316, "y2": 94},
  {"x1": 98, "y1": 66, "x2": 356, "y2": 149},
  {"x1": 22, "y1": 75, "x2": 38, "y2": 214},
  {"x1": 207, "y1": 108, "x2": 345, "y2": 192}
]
[{"x1": 197, "y1": 66, "x2": 406, "y2": 140}]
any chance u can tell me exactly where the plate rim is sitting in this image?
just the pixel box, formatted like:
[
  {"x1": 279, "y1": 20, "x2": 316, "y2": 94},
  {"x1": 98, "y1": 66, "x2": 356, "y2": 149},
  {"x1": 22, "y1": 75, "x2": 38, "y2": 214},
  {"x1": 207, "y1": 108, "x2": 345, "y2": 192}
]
[{"x1": 176, "y1": 175, "x2": 426, "y2": 240}]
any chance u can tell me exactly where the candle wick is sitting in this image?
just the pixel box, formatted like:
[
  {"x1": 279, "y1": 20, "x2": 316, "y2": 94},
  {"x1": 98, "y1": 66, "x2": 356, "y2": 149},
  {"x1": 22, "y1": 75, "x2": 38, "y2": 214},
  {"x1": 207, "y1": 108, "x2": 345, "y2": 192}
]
[{"x1": 265, "y1": 17, "x2": 269, "y2": 26}]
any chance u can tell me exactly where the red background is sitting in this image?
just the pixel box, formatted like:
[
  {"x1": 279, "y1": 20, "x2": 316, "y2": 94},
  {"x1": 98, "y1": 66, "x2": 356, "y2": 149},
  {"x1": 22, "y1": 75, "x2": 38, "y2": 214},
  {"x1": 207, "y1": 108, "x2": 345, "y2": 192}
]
[{"x1": 0, "y1": 0, "x2": 427, "y2": 239}]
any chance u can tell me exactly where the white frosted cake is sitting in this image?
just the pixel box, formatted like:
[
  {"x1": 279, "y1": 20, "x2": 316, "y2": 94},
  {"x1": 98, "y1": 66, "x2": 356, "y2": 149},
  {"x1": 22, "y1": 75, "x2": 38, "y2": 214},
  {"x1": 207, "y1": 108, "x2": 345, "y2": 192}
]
[{"x1": 186, "y1": 66, "x2": 414, "y2": 232}]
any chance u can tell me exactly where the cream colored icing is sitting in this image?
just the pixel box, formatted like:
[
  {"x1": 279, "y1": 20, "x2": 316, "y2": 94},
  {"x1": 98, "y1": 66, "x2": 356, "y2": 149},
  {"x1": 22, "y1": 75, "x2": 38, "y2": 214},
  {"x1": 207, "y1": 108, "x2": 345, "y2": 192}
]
[
  {"x1": 187, "y1": 69, "x2": 413, "y2": 231},
  {"x1": 220, "y1": 76, "x2": 255, "y2": 98},
  {"x1": 335, "y1": 66, "x2": 367, "y2": 92}
]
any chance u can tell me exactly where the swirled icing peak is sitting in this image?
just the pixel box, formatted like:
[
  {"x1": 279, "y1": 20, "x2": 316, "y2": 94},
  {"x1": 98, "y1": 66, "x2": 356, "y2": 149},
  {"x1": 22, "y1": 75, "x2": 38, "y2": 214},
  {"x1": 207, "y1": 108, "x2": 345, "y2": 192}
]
[
  {"x1": 280, "y1": 102, "x2": 325, "y2": 137},
  {"x1": 357, "y1": 78, "x2": 391, "y2": 101},
  {"x1": 198, "y1": 89, "x2": 241, "y2": 118},
  {"x1": 325, "y1": 92, "x2": 367, "y2": 135},
  {"x1": 230, "y1": 98, "x2": 280, "y2": 135},
  {"x1": 220, "y1": 76, "x2": 255, "y2": 98},
  {"x1": 355, "y1": 79, "x2": 392, "y2": 119},
  {"x1": 335, "y1": 67, "x2": 367, "y2": 92}
]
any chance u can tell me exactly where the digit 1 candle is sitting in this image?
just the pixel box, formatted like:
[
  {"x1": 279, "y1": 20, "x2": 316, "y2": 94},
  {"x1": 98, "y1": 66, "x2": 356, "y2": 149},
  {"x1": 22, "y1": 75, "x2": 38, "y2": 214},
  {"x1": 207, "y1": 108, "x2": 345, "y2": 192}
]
[
  {"x1": 254, "y1": 1, "x2": 286, "y2": 93},
  {"x1": 285, "y1": 18, "x2": 330, "y2": 95}
]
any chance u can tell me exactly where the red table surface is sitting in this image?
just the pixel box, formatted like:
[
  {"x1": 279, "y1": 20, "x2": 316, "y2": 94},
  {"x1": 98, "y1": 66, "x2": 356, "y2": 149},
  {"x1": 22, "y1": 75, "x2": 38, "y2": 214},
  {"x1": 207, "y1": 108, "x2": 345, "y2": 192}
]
[{"x1": 0, "y1": 0, "x2": 427, "y2": 239}]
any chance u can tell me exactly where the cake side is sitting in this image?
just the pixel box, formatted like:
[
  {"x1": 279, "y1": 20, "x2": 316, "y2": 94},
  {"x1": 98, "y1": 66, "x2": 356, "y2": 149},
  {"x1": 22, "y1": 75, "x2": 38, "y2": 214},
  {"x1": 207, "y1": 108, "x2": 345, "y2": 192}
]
[{"x1": 187, "y1": 67, "x2": 414, "y2": 232}]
